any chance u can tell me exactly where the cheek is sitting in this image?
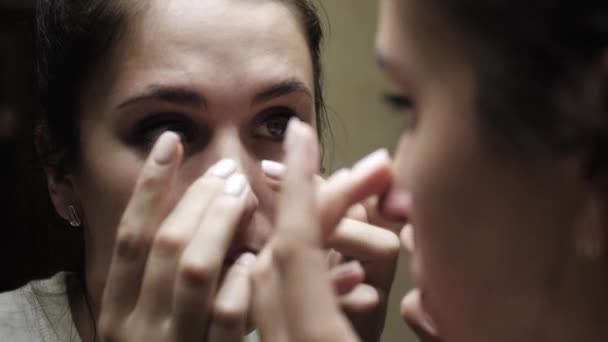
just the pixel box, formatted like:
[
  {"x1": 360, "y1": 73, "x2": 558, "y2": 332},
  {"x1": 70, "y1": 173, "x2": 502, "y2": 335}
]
[
  {"x1": 405, "y1": 103, "x2": 485, "y2": 263},
  {"x1": 77, "y1": 145, "x2": 143, "y2": 243},
  {"x1": 402, "y1": 108, "x2": 498, "y2": 320}
]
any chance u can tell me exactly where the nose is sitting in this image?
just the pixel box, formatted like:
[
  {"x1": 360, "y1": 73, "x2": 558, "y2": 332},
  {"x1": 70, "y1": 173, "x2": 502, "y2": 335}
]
[
  {"x1": 208, "y1": 128, "x2": 256, "y2": 176},
  {"x1": 379, "y1": 181, "x2": 411, "y2": 221},
  {"x1": 205, "y1": 129, "x2": 265, "y2": 204},
  {"x1": 378, "y1": 136, "x2": 412, "y2": 222}
]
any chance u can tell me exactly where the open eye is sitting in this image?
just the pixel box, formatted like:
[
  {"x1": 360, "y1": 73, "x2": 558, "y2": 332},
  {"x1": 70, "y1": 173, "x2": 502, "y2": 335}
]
[
  {"x1": 253, "y1": 109, "x2": 297, "y2": 141},
  {"x1": 132, "y1": 112, "x2": 204, "y2": 150}
]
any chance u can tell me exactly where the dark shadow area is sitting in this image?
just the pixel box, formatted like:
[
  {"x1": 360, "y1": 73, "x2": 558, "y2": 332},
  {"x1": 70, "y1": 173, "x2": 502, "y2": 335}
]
[{"x1": 0, "y1": 3, "x2": 82, "y2": 292}]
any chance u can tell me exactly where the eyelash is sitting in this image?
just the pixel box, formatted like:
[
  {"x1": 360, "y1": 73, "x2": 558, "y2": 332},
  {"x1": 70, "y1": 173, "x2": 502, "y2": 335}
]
[
  {"x1": 132, "y1": 108, "x2": 299, "y2": 152},
  {"x1": 383, "y1": 92, "x2": 417, "y2": 130},
  {"x1": 384, "y1": 92, "x2": 413, "y2": 111},
  {"x1": 253, "y1": 108, "x2": 299, "y2": 142},
  {"x1": 132, "y1": 112, "x2": 202, "y2": 150}
]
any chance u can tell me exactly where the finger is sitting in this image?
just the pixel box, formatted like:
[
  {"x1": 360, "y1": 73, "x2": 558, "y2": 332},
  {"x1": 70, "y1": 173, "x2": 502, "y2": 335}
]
[
  {"x1": 327, "y1": 218, "x2": 401, "y2": 264},
  {"x1": 327, "y1": 218, "x2": 400, "y2": 296},
  {"x1": 261, "y1": 164, "x2": 390, "y2": 238},
  {"x1": 345, "y1": 202, "x2": 369, "y2": 223},
  {"x1": 262, "y1": 157, "x2": 392, "y2": 238},
  {"x1": 361, "y1": 196, "x2": 406, "y2": 233},
  {"x1": 261, "y1": 159, "x2": 328, "y2": 194},
  {"x1": 339, "y1": 283, "x2": 385, "y2": 342},
  {"x1": 101, "y1": 132, "x2": 182, "y2": 320},
  {"x1": 261, "y1": 160, "x2": 388, "y2": 236},
  {"x1": 326, "y1": 248, "x2": 344, "y2": 268},
  {"x1": 330, "y1": 219, "x2": 401, "y2": 342},
  {"x1": 207, "y1": 253, "x2": 256, "y2": 342},
  {"x1": 251, "y1": 248, "x2": 288, "y2": 342},
  {"x1": 319, "y1": 149, "x2": 392, "y2": 237},
  {"x1": 264, "y1": 154, "x2": 393, "y2": 237},
  {"x1": 323, "y1": 169, "x2": 370, "y2": 224},
  {"x1": 136, "y1": 159, "x2": 238, "y2": 319},
  {"x1": 274, "y1": 120, "x2": 321, "y2": 246},
  {"x1": 261, "y1": 159, "x2": 285, "y2": 192},
  {"x1": 172, "y1": 173, "x2": 256, "y2": 339},
  {"x1": 330, "y1": 260, "x2": 365, "y2": 295},
  {"x1": 401, "y1": 289, "x2": 440, "y2": 341},
  {"x1": 272, "y1": 119, "x2": 358, "y2": 341},
  {"x1": 338, "y1": 283, "x2": 380, "y2": 313}
]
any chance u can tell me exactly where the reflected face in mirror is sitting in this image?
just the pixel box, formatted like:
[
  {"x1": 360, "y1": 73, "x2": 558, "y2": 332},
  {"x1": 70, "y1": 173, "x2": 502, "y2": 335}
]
[
  {"x1": 377, "y1": 0, "x2": 587, "y2": 341},
  {"x1": 72, "y1": 0, "x2": 315, "y2": 300}
]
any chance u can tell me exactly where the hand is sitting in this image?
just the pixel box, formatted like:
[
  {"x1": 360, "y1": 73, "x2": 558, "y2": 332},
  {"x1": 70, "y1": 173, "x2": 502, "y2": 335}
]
[
  {"x1": 262, "y1": 153, "x2": 402, "y2": 342},
  {"x1": 327, "y1": 222, "x2": 399, "y2": 342},
  {"x1": 251, "y1": 120, "x2": 400, "y2": 341},
  {"x1": 98, "y1": 132, "x2": 257, "y2": 342}
]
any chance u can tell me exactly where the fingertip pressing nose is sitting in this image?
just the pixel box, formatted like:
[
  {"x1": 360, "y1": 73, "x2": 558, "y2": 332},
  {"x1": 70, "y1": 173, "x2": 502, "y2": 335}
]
[
  {"x1": 261, "y1": 160, "x2": 285, "y2": 180},
  {"x1": 211, "y1": 158, "x2": 239, "y2": 178}
]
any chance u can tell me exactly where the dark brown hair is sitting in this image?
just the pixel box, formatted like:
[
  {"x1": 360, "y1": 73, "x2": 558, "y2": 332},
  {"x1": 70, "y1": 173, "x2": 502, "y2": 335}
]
[{"x1": 427, "y1": 0, "x2": 608, "y2": 173}]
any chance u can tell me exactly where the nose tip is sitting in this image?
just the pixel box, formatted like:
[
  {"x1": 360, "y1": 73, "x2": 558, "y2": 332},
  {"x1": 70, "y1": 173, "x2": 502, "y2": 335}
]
[{"x1": 379, "y1": 186, "x2": 412, "y2": 222}]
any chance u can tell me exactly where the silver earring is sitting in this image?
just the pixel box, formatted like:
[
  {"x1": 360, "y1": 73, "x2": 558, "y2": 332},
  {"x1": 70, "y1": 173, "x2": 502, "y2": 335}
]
[{"x1": 67, "y1": 205, "x2": 81, "y2": 227}]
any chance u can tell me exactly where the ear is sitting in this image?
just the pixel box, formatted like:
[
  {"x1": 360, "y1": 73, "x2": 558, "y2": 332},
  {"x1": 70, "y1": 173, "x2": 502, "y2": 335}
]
[
  {"x1": 46, "y1": 170, "x2": 79, "y2": 223},
  {"x1": 34, "y1": 127, "x2": 79, "y2": 223}
]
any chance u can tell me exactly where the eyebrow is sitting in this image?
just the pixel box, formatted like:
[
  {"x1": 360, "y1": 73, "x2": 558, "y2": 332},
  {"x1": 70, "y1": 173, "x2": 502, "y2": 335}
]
[
  {"x1": 117, "y1": 86, "x2": 206, "y2": 110},
  {"x1": 253, "y1": 79, "x2": 313, "y2": 105},
  {"x1": 117, "y1": 79, "x2": 313, "y2": 110}
]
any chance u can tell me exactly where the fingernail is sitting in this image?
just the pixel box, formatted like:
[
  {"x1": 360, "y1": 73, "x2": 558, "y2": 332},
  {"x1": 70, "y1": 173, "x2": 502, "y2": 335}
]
[
  {"x1": 351, "y1": 149, "x2": 390, "y2": 178},
  {"x1": 235, "y1": 252, "x2": 257, "y2": 267},
  {"x1": 153, "y1": 132, "x2": 180, "y2": 165},
  {"x1": 261, "y1": 160, "x2": 285, "y2": 179},
  {"x1": 210, "y1": 159, "x2": 238, "y2": 179},
  {"x1": 285, "y1": 118, "x2": 304, "y2": 149},
  {"x1": 224, "y1": 173, "x2": 248, "y2": 196}
]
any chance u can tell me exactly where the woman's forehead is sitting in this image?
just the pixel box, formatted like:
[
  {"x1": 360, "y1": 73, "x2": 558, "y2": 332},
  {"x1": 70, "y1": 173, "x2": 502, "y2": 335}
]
[
  {"x1": 137, "y1": 0, "x2": 303, "y2": 45},
  {"x1": 89, "y1": 0, "x2": 315, "y2": 109}
]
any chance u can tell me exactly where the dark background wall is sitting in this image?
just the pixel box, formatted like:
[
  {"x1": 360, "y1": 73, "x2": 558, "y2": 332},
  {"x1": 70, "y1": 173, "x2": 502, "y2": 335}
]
[{"x1": 0, "y1": 1, "x2": 81, "y2": 292}]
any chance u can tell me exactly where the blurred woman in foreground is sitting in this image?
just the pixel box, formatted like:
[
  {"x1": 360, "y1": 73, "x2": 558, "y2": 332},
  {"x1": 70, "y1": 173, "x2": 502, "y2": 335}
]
[{"x1": 252, "y1": 0, "x2": 608, "y2": 341}]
